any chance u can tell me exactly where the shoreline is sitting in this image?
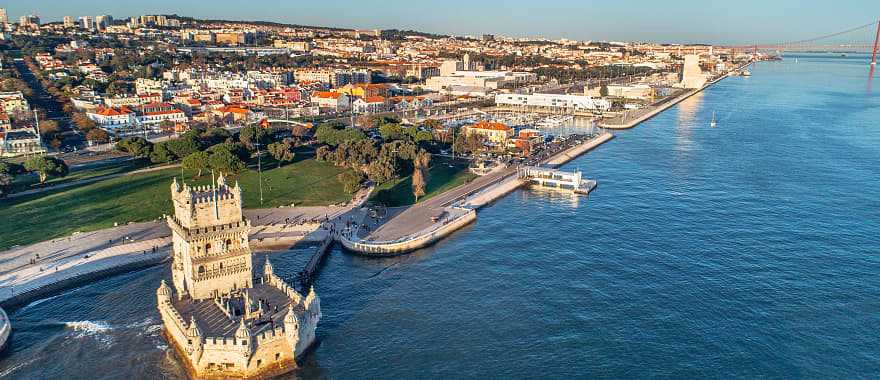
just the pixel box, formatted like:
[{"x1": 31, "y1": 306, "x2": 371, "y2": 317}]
[{"x1": 601, "y1": 64, "x2": 745, "y2": 130}]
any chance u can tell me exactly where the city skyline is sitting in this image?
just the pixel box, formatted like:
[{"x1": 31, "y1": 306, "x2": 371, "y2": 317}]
[{"x1": 3, "y1": 0, "x2": 878, "y2": 44}]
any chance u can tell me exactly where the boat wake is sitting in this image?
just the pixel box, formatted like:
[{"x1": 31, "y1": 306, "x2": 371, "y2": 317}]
[{"x1": 0, "y1": 357, "x2": 37, "y2": 378}]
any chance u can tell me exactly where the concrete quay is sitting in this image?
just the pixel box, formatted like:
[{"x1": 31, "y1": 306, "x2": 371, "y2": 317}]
[
  {"x1": 600, "y1": 63, "x2": 748, "y2": 130},
  {"x1": 600, "y1": 88, "x2": 699, "y2": 129}
]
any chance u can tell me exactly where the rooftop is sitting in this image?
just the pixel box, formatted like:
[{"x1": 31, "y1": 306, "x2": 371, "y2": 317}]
[{"x1": 172, "y1": 282, "x2": 299, "y2": 338}]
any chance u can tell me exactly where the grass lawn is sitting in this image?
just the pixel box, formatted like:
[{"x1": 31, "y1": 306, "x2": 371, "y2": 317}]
[
  {"x1": 10, "y1": 159, "x2": 152, "y2": 193},
  {"x1": 370, "y1": 161, "x2": 477, "y2": 207},
  {"x1": 0, "y1": 158, "x2": 354, "y2": 250}
]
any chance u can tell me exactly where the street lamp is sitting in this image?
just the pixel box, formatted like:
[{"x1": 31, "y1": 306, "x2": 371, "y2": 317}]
[{"x1": 255, "y1": 141, "x2": 264, "y2": 206}]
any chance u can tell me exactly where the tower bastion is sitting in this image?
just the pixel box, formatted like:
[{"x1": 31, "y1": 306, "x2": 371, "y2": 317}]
[{"x1": 157, "y1": 174, "x2": 320, "y2": 379}]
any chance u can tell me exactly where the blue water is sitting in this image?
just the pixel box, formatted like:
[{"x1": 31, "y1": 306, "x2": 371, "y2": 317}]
[{"x1": 2, "y1": 55, "x2": 880, "y2": 379}]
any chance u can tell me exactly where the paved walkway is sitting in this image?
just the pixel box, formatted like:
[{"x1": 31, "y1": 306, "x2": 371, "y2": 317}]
[{"x1": 0, "y1": 238, "x2": 169, "y2": 303}]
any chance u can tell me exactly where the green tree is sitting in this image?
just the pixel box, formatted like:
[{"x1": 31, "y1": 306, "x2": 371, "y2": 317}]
[
  {"x1": 150, "y1": 142, "x2": 176, "y2": 164},
  {"x1": 315, "y1": 123, "x2": 365, "y2": 146},
  {"x1": 378, "y1": 123, "x2": 404, "y2": 141},
  {"x1": 366, "y1": 157, "x2": 396, "y2": 183},
  {"x1": 166, "y1": 136, "x2": 201, "y2": 158},
  {"x1": 267, "y1": 140, "x2": 295, "y2": 167},
  {"x1": 116, "y1": 137, "x2": 153, "y2": 158},
  {"x1": 315, "y1": 145, "x2": 332, "y2": 162},
  {"x1": 0, "y1": 172, "x2": 11, "y2": 198},
  {"x1": 414, "y1": 130, "x2": 434, "y2": 144},
  {"x1": 0, "y1": 161, "x2": 25, "y2": 176},
  {"x1": 239, "y1": 125, "x2": 271, "y2": 150},
  {"x1": 599, "y1": 84, "x2": 609, "y2": 97},
  {"x1": 0, "y1": 161, "x2": 21, "y2": 197},
  {"x1": 23, "y1": 156, "x2": 69, "y2": 184},
  {"x1": 208, "y1": 146, "x2": 246, "y2": 174},
  {"x1": 182, "y1": 151, "x2": 210, "y2": 178},
  {"x1": 337, "y1": 171, "x2": 365, "y2": 194},
  {"x1": 201, "y1": 127, "x2": 232, "y2": 146}
]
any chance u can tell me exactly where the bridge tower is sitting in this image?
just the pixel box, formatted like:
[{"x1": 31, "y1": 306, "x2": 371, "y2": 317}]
[{"x1": 871, "y1": 19, "x2": 880, "y2": 66}]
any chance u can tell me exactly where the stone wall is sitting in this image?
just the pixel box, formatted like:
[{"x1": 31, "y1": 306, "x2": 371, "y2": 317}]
[{"x1": 339, "y1": 208, "x2": 477, "y2": 254}]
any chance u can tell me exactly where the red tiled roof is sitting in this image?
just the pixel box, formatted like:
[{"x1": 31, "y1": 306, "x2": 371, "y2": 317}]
[
  {"x1": 470, "y1": 121, "x2": 511, "y2": 131},
  {"x1": 312, "y1": 91, "x2": 342, "y2": 99},
  {"x1": 95, "y1": 107, "x2": 133, "y2": 116},
  {"x1": 218, "y1": 106, "x2": 249, "y2": 115}
]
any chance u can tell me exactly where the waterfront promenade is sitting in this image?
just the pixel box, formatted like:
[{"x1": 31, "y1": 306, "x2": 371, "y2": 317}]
[{"x1": 339, "y1": 132, "x2": 615, "y2": 254}]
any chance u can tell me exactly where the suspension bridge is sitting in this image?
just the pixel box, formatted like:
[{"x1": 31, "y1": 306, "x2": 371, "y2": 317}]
[{"x1": 724, "y1": 19, "x2": 880, "y2": 66}]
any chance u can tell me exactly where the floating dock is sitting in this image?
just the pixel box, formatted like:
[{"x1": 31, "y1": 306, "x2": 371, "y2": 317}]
[{"x1": 518, "y1": 166, "x2": 598, "y2": 195}]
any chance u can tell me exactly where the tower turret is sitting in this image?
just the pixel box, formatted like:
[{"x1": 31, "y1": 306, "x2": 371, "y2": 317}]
[
  {"x1": 235, "y1": 319, "x2": 251, "y2": 340},
  {"x1": 264, "y1": 259, "x2": 274, "y2": 277},
  {"x1": 156, "y1": 280, "x2": 172, "y2": 303},
  {"x1": 187, "y1": 316, "x2": 202, "y2": 338},
  {"x1": 284, "y1": 304, "x2": 300, "y2": 349}
]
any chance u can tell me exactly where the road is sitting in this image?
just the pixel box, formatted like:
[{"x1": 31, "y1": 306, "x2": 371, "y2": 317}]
[{"x1": 13, "y1": 60, "x2": 84, "y2": 150}]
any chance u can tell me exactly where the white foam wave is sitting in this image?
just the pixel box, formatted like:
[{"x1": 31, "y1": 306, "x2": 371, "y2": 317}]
[{"x1": 65, "y1": 320, "x2": 112, "y2": 333}]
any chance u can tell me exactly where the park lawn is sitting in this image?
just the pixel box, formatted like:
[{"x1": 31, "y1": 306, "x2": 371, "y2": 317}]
[
  {"x1": 0, "y1": 158, "x2": 353, "y2": 250},
  {"x1": 184, "y1": 158, "x2": 354, "y2": 208},
  {"x1": 370, "y1": 162, "x2": 476, "y2": 207},
  {"x1": 10, "y1": 159, "x2": 152, "y2": 193}
]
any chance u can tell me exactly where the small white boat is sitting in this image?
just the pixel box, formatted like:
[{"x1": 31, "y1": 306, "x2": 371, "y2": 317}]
[{"x1": 710, "y1": 111, "x2": 717, "y2": 127}]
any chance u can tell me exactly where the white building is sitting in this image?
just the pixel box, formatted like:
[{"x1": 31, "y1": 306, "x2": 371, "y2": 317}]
[
  {"x1": 352, "y1": 96, "x2": 387, "y2": 114},
  {"x1": 495, "y1": 93, "x2": 611, "y2": 112},
  {"x1": 137, "y1": 108, "x2": 187, "y2": 126},
  {"x1": 79, "y1": 16, "x2": 94, "y2": 30},
  {"x1": 606, "y1": 84, "x2": 654, "y2": 100},
  {"x1": 426, "y1": 70, "x2": 537, "y2": 94},
  {"x1": 679, "y1": 54, "x2": 707, "y2": 89},
  {"x1": 86, "y1": 107, "x2": 136, "y2": 129}
]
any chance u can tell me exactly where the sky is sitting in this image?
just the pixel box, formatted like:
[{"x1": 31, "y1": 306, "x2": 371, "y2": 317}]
[{"x1": 5, "y1": 0, "x2": 878, "y2": 45}]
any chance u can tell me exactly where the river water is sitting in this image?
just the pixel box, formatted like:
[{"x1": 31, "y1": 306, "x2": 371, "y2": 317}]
[{"x1": 2, "y1": 55, "x2": 879, "y2": 379}]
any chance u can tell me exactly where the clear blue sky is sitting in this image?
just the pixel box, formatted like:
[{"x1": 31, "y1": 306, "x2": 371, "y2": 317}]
[{"x1": 5, "y1": 0, "x2": 878, "y2": 44}]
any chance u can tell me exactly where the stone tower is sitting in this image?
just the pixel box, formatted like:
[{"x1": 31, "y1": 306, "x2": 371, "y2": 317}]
[{"x1": 167, "y1": 173, "x2": 253, "y2": 300}]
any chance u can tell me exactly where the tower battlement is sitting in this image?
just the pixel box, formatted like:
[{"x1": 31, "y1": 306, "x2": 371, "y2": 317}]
[{"x1": 170, "y1": 174, "x2": 243, "y2": 229}]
